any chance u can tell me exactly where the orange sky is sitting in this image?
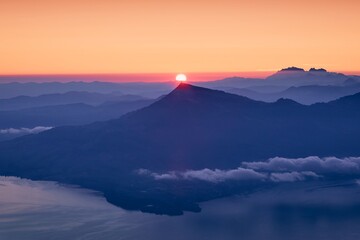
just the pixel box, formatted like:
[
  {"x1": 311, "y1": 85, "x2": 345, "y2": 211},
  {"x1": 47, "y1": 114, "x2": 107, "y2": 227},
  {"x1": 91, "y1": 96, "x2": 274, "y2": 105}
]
[{"x1": 0, "y1": 0, "x2": 359, "y2": 76}]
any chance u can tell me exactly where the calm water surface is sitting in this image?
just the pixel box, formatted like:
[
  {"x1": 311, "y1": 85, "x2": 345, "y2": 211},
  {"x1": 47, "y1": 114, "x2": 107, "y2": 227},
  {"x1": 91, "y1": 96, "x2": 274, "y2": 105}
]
[{"x1": 1, "y1": 177, "x2": 360, "y2": 240}]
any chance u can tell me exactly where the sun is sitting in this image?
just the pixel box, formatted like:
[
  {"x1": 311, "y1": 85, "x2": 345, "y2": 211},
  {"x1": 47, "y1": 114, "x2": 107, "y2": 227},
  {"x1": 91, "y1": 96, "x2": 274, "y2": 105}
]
[{"x1": 176, "y1": 74, "x2": 187, "y2": 82}]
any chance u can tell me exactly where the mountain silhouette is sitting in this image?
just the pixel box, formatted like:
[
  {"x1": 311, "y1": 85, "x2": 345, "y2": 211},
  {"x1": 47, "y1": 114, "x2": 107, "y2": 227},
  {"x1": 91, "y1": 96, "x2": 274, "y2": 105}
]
[
  {"x1": 223, "y1": 84, "x2": 360, "y2": 104},
  {"x1": 266, "y1": 67, "x2": 349, "y2": 86},
  {"x1": 0, "y1": 91, "x2": 147, "y2": 111},
  {"x1": 0, "y1": 83, "x2": 359, "y2": 214}
]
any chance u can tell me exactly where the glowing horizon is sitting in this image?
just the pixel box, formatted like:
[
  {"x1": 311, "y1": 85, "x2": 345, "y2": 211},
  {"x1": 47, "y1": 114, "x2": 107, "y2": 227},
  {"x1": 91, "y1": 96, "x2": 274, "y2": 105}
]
[
  {"x1": 0, "y1": 72, "x2": 272, "y2": 83},
  {"x1": 1, "y1": 0, "x2": 359, "y2": 77},
  {"x1": 1, "y1": 70, "x2": 360, "y2": 83}
]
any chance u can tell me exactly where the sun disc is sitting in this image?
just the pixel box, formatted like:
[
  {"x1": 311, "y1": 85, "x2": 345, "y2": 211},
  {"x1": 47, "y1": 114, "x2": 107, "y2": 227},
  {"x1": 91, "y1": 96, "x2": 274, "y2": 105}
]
[{"x1": 176, "y1": 74, "x2": 187, "y2": 82}]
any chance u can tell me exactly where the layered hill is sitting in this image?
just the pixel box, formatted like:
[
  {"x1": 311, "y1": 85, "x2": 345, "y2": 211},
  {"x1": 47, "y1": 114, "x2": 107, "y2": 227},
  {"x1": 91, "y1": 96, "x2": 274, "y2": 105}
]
[{"x1": 0, "y1": 91, "x2": 146, "y2": 111}]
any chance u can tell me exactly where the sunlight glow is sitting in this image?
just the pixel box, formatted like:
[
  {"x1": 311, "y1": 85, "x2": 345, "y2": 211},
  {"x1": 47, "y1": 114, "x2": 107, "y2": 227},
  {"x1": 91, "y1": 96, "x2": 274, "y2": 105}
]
[{"x1": 176, "y1": 74, "x2": 187, "y2": 82}]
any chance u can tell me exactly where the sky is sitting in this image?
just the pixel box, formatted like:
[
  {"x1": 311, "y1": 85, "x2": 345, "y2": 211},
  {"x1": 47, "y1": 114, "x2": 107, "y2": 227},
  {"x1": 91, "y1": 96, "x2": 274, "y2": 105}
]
[{"x1": 0, "y1": 0, "x2": 359, "y2": 80}]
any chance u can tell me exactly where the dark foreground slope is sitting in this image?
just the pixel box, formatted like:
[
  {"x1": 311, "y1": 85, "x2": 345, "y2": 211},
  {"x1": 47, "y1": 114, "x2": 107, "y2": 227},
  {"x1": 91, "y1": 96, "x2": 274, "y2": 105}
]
[{"x1": 0, "y1": 83, "x2": 359, "y2": 215}]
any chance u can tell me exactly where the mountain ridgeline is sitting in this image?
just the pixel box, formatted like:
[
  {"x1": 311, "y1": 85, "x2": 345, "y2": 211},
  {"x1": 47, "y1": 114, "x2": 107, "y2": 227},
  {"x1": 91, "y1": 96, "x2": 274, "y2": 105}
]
[{"x1": 0, "y1": 83, "x2": 359, "y2": 214}]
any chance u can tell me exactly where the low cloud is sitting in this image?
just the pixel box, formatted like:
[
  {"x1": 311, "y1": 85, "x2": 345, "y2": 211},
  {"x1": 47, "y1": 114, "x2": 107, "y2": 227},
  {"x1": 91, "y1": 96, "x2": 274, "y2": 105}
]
[
  {"x1": 270, "y1": 171, "x2": 320, "y2": 182},
  {"x1": 136, "y1": 168, "x2": 266, "y2": 183},
  {"x1": 137, "y1": 168, "x2": 318, "y2": 183},
  {"x1": 138, "y1": 156, "x2": 360, "y2": 183},
  {"x1": 136, "y1": 169, "x2": 178, "y2": 180},
  {"x1": 0, "y1": 126, "x2": 53, "y2": 135},
  {"x1": 181, "y1": 168, "x2": 266, "y2": 182},
  {"x1": 243, "y1": 156, "x2": 360, "y2": 174}
]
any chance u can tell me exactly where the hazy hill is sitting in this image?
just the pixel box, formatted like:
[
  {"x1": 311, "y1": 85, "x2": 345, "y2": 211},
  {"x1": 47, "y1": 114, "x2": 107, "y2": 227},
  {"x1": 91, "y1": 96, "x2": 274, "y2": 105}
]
[
  {"x1": 0, "y1": 91, "x2": 147, "y2": 110},
  {"x1": 198, "y1": 67, "x2": 360, "y2": 90},
  {"x1": 223, "y1": 84, "x2": 360, "y2": 104},
  {"x1": 0, "y1": 99, "x2": 154, "y2": 141},
  {"x1": 0, "y1": 81, "x2": 173, "y2": 99},
  {"x1": 265, "y1": 67, "x2": 352, "y2": 86}
]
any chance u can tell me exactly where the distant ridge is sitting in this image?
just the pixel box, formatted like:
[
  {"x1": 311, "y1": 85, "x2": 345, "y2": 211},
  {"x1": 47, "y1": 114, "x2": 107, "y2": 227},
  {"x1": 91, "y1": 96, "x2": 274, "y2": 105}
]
[
  {"x1": 309, "y1": 68, "x2": 327, "y2": 72},
  {"x1": 279, "y1": 66, "x2": 305, "y2": 72}
]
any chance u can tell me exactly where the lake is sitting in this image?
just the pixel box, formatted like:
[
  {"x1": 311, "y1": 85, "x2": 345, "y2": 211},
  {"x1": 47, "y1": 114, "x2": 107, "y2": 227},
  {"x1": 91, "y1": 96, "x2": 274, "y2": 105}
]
[{"x1": 1, "y1": 176, "x2": 360, "y2": 240}]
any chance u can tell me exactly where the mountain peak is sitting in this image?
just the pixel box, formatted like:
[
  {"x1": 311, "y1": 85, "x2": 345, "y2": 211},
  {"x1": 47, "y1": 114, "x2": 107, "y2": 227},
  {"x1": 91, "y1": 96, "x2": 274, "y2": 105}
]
[
  {"x1": 150, "y1": 83, "x2": 259, "y2": 110},
  {"x1": 175, "y1": 82, "x2": 194, "y2": 89},
  {"x1": 279, "y1": 67, "x2": 305, "y2": 72},
  {"x1": 309, "y1": 68, "x2": 327, "y2": 73},
  {"x1": 164, "y1": 83, "x2": 220, "y2": 103},
  {"x1": 171, "y1": 83, "x2": 214, "y2": 95}
]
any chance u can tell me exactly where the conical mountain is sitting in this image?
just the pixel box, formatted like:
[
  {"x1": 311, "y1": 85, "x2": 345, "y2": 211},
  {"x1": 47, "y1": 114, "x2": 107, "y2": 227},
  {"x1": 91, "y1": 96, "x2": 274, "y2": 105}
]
[
  {"x1": 0, "y1": 84, "x2": 359, "y2": 214},
  {"x1": 1, "y1": 84, "x2": 360, "y2": 175}
]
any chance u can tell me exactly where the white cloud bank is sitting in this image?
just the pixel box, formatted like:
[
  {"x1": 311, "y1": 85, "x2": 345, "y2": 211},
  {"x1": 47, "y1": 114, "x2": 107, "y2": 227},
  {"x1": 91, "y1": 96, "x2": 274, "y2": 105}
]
[
  {"x1": 182, "y1": 168, "x2": 266, "y2": 182},
  {"x1": 137, "y1": 156, "x2": 360, "y2": 183},
  {"x1": 0, "y1": 126, "x2": 53, "y2": 135},
  {"x1": 137, "y1": 168, "x2": 266, "y2": 183},
  {"x1": 270, "y1": 171, "x2": 320, "y2": 182},
  {"x1": 137, "y1": 168, "x2": 316, "y2": 183},
  {"x1": 243, "y1": 156, "x2": 360, "y2": 174}
]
